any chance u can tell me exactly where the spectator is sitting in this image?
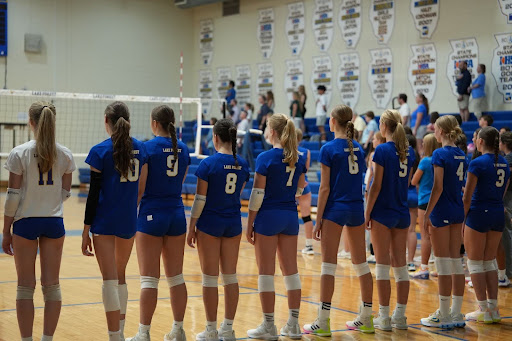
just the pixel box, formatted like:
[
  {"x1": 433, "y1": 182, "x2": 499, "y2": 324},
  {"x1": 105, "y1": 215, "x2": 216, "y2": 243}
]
[
  {"x1": 290, "y1": 91, "x2": 303, "y2": 130},
  {"x1": 237, "y1": 111, "x2": 250, "y2": 149},
  {"x1": 469, "y1": 64, "x2": 486, "y2": 119},
  {"x1": 352, "y1": 111, "x2": 366, "y2": 142},
  {"x1": 256, "y1": 94, "x2": 272, "y2": 131},
  {"x1": 230, "y1": 99, "x2": 241, "y2": 124},
  {"x1": 361, "y1": 111, "x2": 378, "y2": 155},
  {"x1": 225, "y1": 80, "x2": 236, "y2": 105},
  {"x1": 455, "y1": 61, "x2": 472, "y2": 122},
  {"x1": 244, "y1": 102, "x2": 254, "y2": 122},
  {"x1": 206, "y1": 117, "x2": 218, "y2": 155},
  {"x1": 426, "y1": 111, "x2": 439, "y2": 133},
  {"x1": 500, "y1": 126, "x2": 511, "y2": 134},
  {"x1": 479, "y1": 114, "x2": 494, "y2": 128},
  {"x1": 298, "y1": 85, "x2": 307, "y2": 120},
  {"x1": 266, "y1": 91, "x2": 275, "y2": 111},
  {"x1": 411, "y1": 93, "x2": 429, "y2": 143},
  {"x1": 315, "y1": 85, "x2": 328, "y2": 141},
  {"x1": 398, "y1": 93, "x2": 411, "y2": 127}
]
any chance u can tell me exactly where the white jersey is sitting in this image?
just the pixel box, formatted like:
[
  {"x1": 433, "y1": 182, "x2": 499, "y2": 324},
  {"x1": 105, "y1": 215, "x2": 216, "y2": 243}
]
[{"x1": 4, "y1": 140, "x2": 76, "y2": 221}]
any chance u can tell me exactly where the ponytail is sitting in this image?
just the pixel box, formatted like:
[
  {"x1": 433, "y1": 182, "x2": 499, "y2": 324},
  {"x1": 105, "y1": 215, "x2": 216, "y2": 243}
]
[
  {"x1": 281, "y1": 118, "x2": 299, "y2": 167},
  {"x1": 213, "y1": 118, "x2": 239, "y2": 166},
  {"x1": 494, "y1": 134, "x2": 500, "y2": 167},
  {"x1": 111, "y1": 117, "x2": 133, "y2": 179},
  {"x1": 35, "y1": 106, "x2": 57, "y2": 173},
  {"x1": 478, "y1": 127, "x2": 501, "y2": 167},
  {"x1": 346, "y1": 120, "x2": 355, "y2": 163},
  {"x1": 394, "y1": 123, "x2": 408, "y2": 163},
  {"x1": 168, "y1": 121, "x2": 179, "y2": 166},
  {"x1": 229, "y1": 126, "x2": 239, "y2": 167}
]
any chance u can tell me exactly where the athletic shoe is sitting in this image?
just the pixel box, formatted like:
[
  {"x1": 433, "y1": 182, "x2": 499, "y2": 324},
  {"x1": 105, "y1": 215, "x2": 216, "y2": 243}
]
[
  {"x1": 196, "y1": 329, "x2": 219, "y2": 341},
  {"x1": 280, "y1": 322, "x2": 302, "y2": 339},
  {"x1": 303, "y1": 318, "x2": 331, "y2": 336},
  {"x1": 413, "y1": 256, "x2": 422, "y2": 263},
  {"x1": 466, "y1": 308, "x2": 492, "y2": 323},
  {"x1": 126, "y1": 331, "x2": 150, "y2": 341},
  {"x1": 165, "y1": 327, "x2": 186, "y2": 341},
  {"x1": 430, "y1": 271, "x2": 438, "y2": 277},
  {"x1": 346, "y1": 315, "x2": 375, "y2": 333},
  {"x1": 421, "y1": 309, "x2": 453, "y2": 328},
  {"x1": 498, "y1": 276, "x2": 511, "y2": 287},
  {"x1": 337, "y1": 250, "x2": 351, "y2": 259},
  {"x1": 367, "y1": 255, "x2": 376, "y2": 264},
  {"x1": 247, "y1": 323, "x2": 278, "y2": 340},
  {"x1": 451, "y1": 313, "x2": 466, "y2": 328},
  {"x1": 301, "y1": 245, "x2": 314, "y2": 255},
  {"x1": 391, "y1": 315, "x2": 408, "y2": 330},
  {"x1": 372, "y1": 315, "x2": 392, "y2": 331},
  {"x1": 407, "y1": 263, "x2": 416, "y2": 272},
  {"x1": 490, "y1": 308, "x2": 501, "y2": 323},
  {"x1": 429, "y1": 255, "x2": 435, "y2": 264},
  {"x1": 468, "y1": 281, "x2": 474, "y2": 288},
  {"x1": 218, "y1": 326, "x2": 236, "y2": 341},
  {"x1": 410, "y1": 268, "x2": 429, "y2": 280}
]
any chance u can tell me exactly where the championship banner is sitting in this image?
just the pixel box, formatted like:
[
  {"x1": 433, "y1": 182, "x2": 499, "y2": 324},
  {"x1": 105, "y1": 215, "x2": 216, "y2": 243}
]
[
  {"x1": 370, "y1": 0, "x2": 395, "y2": 45},
  {"x1": 368, "y1": 48, "x2": 393, "y2": 109},
  {"x1": 410, "y1": 0, "x2": 439, "y2": 39},
  {"x1": 498, "y1": 0, "x2": 512, "y2": 24},
  {"x1": 492, "y1": 33, "x2": 512, "y2": 103},
  {"x1": 216, "y1": 67, "x2": 232, "y2": 100},
  {"x1": 446, "y1": 38, "x2": 479, "y2": 96},
  {"x1": 408, "y1": 43, "x2": 437, "y2": 102},
  {"x1": 257, "y1": 63, "x2": 274, "y2": 96},
  {"x1": 198, "y1": 69, "x2": 213, "y2": 115},
  {"x1": 337, "y1": 52, "x2": 361, "y2": 108},
  {"x1": 286, "y1": 2, "x2": 305, "y2": 56},
  {"x1": 235, "y1": 65, "x2": 252, "y2": 107},
  {"x1": 311, "y1": 56, "x2": 333, "y2": 106},
  {"x1": 313, "y1": 0, "x2": 334, "y2": 51},
  {"x1": 284, "y1": 59, "x2": 304, "y2": 103},
  {"x1": 258, "y1": 8, "x2": 275, "y2": 59},
  {"x1": 199, "y1": 19, "x2": 214, "y2": 65},
  {"x1": 339, "y1": 0, "x2": 362, "y2": 48}
]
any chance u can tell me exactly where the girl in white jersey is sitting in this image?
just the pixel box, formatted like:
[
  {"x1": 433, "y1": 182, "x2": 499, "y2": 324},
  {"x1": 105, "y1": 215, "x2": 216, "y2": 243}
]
[{"x1": 2, "y1": 102, "x2": 76, "y2": 341}]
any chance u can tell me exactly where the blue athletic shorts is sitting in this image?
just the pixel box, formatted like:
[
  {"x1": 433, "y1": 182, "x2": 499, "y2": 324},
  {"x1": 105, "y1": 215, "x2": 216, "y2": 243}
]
[
  {"x1": 430, "y1": 210, "x2": 465, "y2": 228},
  {"x1": 466, "y1": 208, "x2": 505, "y2": 233},
  {"x1": 137, "y1": 207, "x2": 186, "y2": 237},
  {"x1": 323, "y1": 208, "x2": 364, "y2": 227},
  {"x1": 371, "y1": 210, "x2": 410, "y2": 229},
  {"x1": 407, "y1": 188, "x2": 418, "y2": 208},
  {"x1": 197, "y1": 214, "x2": 242, "y2": 238},
  {"x1": 13, "y1": 217, "x2": 65, "y2": 240},
  {"x1": 90, "y1": 224, "x2": 135, "y2": 239},
  {"x1": 302, "y1": 184, "x2": 311, "y2": 195},
  {"x1": 254, "y1": 209, "x2": 299, "y2": 236}
]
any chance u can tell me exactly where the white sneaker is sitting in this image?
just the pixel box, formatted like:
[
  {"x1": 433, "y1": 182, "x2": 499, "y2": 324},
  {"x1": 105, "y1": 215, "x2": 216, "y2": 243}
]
[
  {"x1": 302, "y1": 318, "x2": 331, "y2": 336},
  {"x1": 346, "y1": 315, "x2": 375, "y2": 333},
  {"x1": 367, "y1": 255, "x2": 376, "y2": 264},
  {"x1": 498, "y1": 276, "x2": 511, "y2": 287},
  {"x1": 468, "y1": 281, "x2": 474, "y2": 288},
  {"x1": 280, "y1": 322, "x2": 302, "y2": 339},
  {"x1": 413, "y1": 256, "x2": 422, "y2": 263},
  {"x1": 195, "y1": 330, "x2": 218, "y2": 341},
  {"x1": 407, "y1": 262, "x2": 416, "y2": 272},
  {"x1": 373, "y1": 315, "x2": 392, "y2": 331},
  {"x1": 490, "y1": 308, "x2": 501, "y2": 323},
  {"x1": 247, "y1": 322, "x2": 278, "y2": 340},
  {"x1": 126, "y1": 331, "x2": 150, "y2": 341},
  {"x1": 218, "y1": 328, "x2": 236, "y2": 341},
  {"x1": 466, "y1": 307, "x2": 492, "y2": 323},
  {"x1": 301, "y1": 245, "x2": 314, "y2": 255},
  {"x1": 391, "y1": 315, "x2": 408, "y2": 330},
  {"x1": 421, "y1": 309, "x2": 453, "y2": 328},
  {"x1": 451, "y1": 313, "x2": 466, "y2": 328},
  {"x1": 337, "y1": 250, "x2": 351, "y2": 259},
  {"x1": 165, "y1": 327, "x2": 186, "y2": 341}
]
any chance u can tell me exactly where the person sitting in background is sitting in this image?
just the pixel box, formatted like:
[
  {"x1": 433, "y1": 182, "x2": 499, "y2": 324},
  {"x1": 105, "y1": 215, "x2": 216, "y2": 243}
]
[
  {"x1": 206, "y1": 117, "x2": 218, "y2": 155},
  {"x1": 455, "y1": 61, "x2": 472, "y2": 122},
  {"x1": 361, "y1": 111, "x2": 378, "y2": 155},
  {"x1": 352, "y1": 111, "x2": 366, "y2": 142},
  {"x1": 256, "y1": 94, "x2": 272, "y2": 131},
  {"x1": 237, "y1": 111, "x2": 250, "y2": 150},
  {"x1": 398, "y1": 93, "x2": 411, "y2": 127},
  {"x1": 500, "y1": 127, "x2": 511, "y2": 134},
  {"x1": 469, "y1": 64, "x2": 486, "y2": 119},
  {"x1": 427, "y1": 111, "x2": 440, "y2": 133},
  {"x1": 479, "y1": 114, "x2": 493, "y2": 128},
  {"x1": 266, "y1": 91, "x2": 275, "y2": 111},
  {"x1": 290, "y1": 92, "x2": 303, "y2": 130},
  {"x1": 315, "y1": 85, "x2": 328, "y2": 141},
  {"x1": 230, "y1": 99, "x2": 241, "y2": 124},
  {"x1": 244, "y1": 102, "x2": 254, "y2": 122}
]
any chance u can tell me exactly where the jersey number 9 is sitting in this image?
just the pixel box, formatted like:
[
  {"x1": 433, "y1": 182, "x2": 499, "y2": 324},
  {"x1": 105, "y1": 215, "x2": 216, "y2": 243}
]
[
  {"x1": 167, "y1": 155, "x2": 179, "y2": 177},
  {"x1": 225, "y1": 173, "x2": 237, "y2": 194},
  {"x1": 120, "y1": 159, "x2": 140, "y2": 182}
]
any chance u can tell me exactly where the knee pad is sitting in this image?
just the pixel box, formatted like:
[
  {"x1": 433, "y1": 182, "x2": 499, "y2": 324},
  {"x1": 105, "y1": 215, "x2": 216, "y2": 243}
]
[
  {"x1": 483, "y1": 260, "x2": 497, "y2": 272},
  {"x1": 392, "y1": 266, "x2": 409, "y2": 282},
  {"x1": 118, "y1": 283, "x2": 128, "y2": 315},
  {"x1": 258, "y1": 275, "x2": 275, "y2": 293},
  {"x1": 284, "y1": 273, "x2": 301, "y2": 291},
  {"x1": 102, "y1": 280, "x2": 120, "y2": 312},
  {"x1": 221, "y1": 273, "x2": 238, "y2": 286},
  {"x1": 321, "y1": 262, "x2": 337, "y2": 276},
  {"x1": 202, "y1": 274, "x2": 218, "y2": 288},
  {"x1": 167, "y1": 274, "x2": 185, "y2": 288},
  {"x1": 140, "y1": 276, "x2": 159, "y2": 289},
  {"x1": 42, "y1": 284, "x2": 62, "y2": 302},
  {"x1": 451, "y1": 258, "x2": 465, "y2": 275},
  {"x1": 434, "y1": 257, "x2": 452, "y2": 276},
  {"x1": 16, "y1": 286, "x2": 35, "y2": 300},
  {"x1": 353, "y1": 262, "x2": 370, "y2": 277},
  {"x1": 467, "y1": 259, "x2": 485, "y2": 275},
  {"x1": 302, "y1": 215, "x2": 312, "y2": 223},
  {"x1": 375, "y1": 264, "x2": 390, "y2": 281}
]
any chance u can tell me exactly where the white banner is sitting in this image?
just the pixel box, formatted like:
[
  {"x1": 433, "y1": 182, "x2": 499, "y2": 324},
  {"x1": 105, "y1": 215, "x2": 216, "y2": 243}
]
[
  {"x1": 337, "y1": 52, "x2": 361, "y2": 108},
  {"x1": 313, "y1": 0, "x2": 334, "y2": 51},
  {"x1": 257, "y1": 63, "x2": 274, "y2": 96},
  {"x1": 408, "y1": 43, "x2": 437, "y2": 103},
  {"x1": 446, "y1": 38, "x2": 479, "y2": 97},
  {"x1": 492, "y1": 33, "x2": 512, "y2": 103},
  {"x1": 498, "y1": 0, "x2": 512, "y2": 24},
  {"x1": 338, "y1": 0, "x2": 362, "y2": 48},
  {"x1": 235, "y1": 65, "x2": 252, "y2": 107},
  {"x1": 368, "y1": 48, "x2": 393, "y2": 109},
  {"x1": 216, "y1": 67, "x2": 232, "y2": 100},
  {"x1": 410, "y1": 0, "x2": 439, "y2": 39},
  {"x1": 284, "y1": 59, "x2": 304, "y2": 103},
  {"x1": 311, "y1": 56, "x2": 333, "y2": 107},
  {"x1": 286, "y1": 2, "x2": 305, "y2": 56},
  {"x1": 198, "y1": 69, "x2": 213, "y2": 115},
  {"x1": 370, "y1": 0, "x2": 395, "y2": 45},
  {"x1": 258, "y1": 8, "x2": 275, "y2": 59},
  {"x1": 199, "y1": 19, "x2": 214, "y2": 66}
]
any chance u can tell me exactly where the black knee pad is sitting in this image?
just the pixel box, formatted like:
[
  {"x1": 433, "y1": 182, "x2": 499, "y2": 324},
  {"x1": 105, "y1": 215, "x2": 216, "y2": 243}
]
[{"x1": 302, "y1": 215, "x2": 312, "y2": 223}]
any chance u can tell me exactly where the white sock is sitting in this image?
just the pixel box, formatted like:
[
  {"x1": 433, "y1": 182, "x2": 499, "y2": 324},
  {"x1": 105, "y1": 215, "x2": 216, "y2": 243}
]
[
  {"x1": 21, "y1": 337, "x2": 33, "y2": 341},
  {"x1": 498, "y1": 269, "x2": 506, "y2": 280},
  {"x1": 139, "y1": 324, "x2": 150, "y2": 334},
  {"x1": 451, "y1": 296, "x2": 463, "y2": 315},
  {"x1": 264, "y1": 313, "x2": 274, "y2": 326},
  {"x1": 477, "y1": 300, "x2": 487, "y2": 311},
  {"x1": 421, "y1": 264, "x2": 428, "y2": 271},
  {"x1": 487, "y1": 299, "x2": 498, "y2": 310},
  {"x1": 41, "y1": 336, "x2": 53, "y2": 341},
  {"x1": 306, "y1": 239, "x2": 313, "y2": 247},
  {"x1": 222, "y1": 319, "x2": 234, "y2": 331},
  {"x1": 439, "y1": 295, "x2": 451, "y2": 316},
  {"x1": 361, "y1": 302, "x2": 372, "y2": 318},
  {"x1": 288, "y1": 309, "x2": 299, "y2": 325},
  {"x1": 108, "y1": 330, "x2": 120, "y2": 341},
  {"x1": 173, "y1": 321, "x2": 183, "y2": 329},
  {"x1": 318, "y1": 302, "x2": 331, "y2": 321},
  {"x1": 379, "y1": 305, "x2": 390, "y2": 318},
  {"x1": 394, "y1": 303, "x2": 407, "y2": 318},
  {"x1": 206, "y1": 321, "x2": 217, "y2": 332},
  {"x1": 120, "y1": 319, "x2": 125, "y2": 335}
]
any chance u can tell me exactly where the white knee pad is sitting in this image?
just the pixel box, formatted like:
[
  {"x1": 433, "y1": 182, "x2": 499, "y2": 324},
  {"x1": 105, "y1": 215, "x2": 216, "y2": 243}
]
[
  {"x1": 284, "y1": 273, "x2": 301, "y2": 291},
  {"x1": 102, "y1": 280, "x2": 120, "y2": 312},
  {"x1": 118, "y1": 283, "x2": 128, "y2": 315},
  {"x1": 353, "y1": 262, "x2": 370, "y2": 277},
  {"x1": 321, "y1": 262, "x2": 337, "y2": 276},
  {"x1": 435, "y1": 257, "x2": 452, "y2": 276},
  {"x1": 167, "y1": 274, "x2": 185, "y2": 288},
  {"x1": 258, "y1": 275, "x2": 275, "y2": 293},
  {"x1": 483, "y1": 260, "x2": 497, "y2": 272},
  {"x1": 202, "y1": 274, "x2": 218, "y2": 288},
  {"x1": 221, "y1": 273, "x2": 238, "y2": 286},
  {"x1": 393, "y1": 266, "x2": 409, "y2": 282},
  {"x1": 451, "y1": 258, "x2": 465, "y2": 275},
  {"x1": 140, "y1": 276, "x2": 159, "y2": 289},
  {"x1": 16, "y1": 286, "x2": 35, "y2": 300},
  {"x1": 375, "y1": 264, "x2": 390, "y2": 281},
  {"x1": 467, "y1": 259, "x2": 485, "y2": 275},
  {"x1": 42, "y1": 284, "x2": 62, "y2": 302}
]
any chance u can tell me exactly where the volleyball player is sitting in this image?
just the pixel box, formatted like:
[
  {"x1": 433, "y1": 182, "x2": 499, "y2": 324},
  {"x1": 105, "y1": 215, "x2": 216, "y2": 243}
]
[
  {"x1": 302, "y1": 105, "x2": 373, "y2": 335},
  {"x1": 296, "y1": 129, "x2": 314, "y2": 255},
  {"x1": 187, "y1": 118, "x2": 250, "y2": 341},
  {"x1": 421, "y1": 115, "x2": 467, "y2": 329},
  {"x1": 406, "y1": 135, "x2": 420, "y2": 272},
  {"x1": 463, "y1": 127, "x2": 510, "y2": 323},
  {"x1": 365, "y1": 110, "x2": 414, "y2": 331},
  {"x1": 81, "y1": 102, "x2": 148, "y2": 341},
  {"x1": 2, "y1": 103, "x2": 75, "y2": 341},
  {"x1": 127, "y1": 106, "x2": 189, "y2": 341},
  {"x1": 246, "y1": 113, "x2": 306, "y2": 340}
]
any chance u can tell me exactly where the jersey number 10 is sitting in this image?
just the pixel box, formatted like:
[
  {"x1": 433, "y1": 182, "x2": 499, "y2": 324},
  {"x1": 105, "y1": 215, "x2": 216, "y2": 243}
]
[{"x1": 120, "y1": 159, "x2": 140, "y2": 182}]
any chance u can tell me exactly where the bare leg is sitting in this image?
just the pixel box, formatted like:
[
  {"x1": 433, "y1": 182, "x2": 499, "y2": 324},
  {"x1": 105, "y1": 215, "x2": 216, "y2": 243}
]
[
  {"x1": 298, "y1": 193, "x2": 314, "y2": 242},
  {"x1": 277, "y1": 234, "x2": 300, "y2": 310},
  {"x1": 371, "y1": 221, "x2": 392, "y2": 308},
  {"x1": 162, "y1": 234, "x2": 188, "y2": 323},
  {"x1": 417, "y1": 209, "x2": 431, "y2": 267},
  {"x1": 407, "y1": 208, "x2": 418, "y2": 264},
  {"x1": 390, "y1": 228, "x2": 409, "y2": 305},
  {"x1": 319, "y1": 220, "x2": 342, "y2": 303},
  {"x1": 254, "y1": 233, "x2": 279, "y2": 314},
  {"x1": 197, "y1": 231, "x2": 221, "y2": 323},
  {"x1": 346, "y1": 225, "x2": 372, "y2": 303},
  {"x1": 220, "y1": 234, "x2": 242, "y2": 320}
]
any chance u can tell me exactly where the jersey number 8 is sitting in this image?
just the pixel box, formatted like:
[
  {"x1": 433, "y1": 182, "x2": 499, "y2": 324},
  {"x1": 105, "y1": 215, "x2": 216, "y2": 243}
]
[
  {"x1": 120, "y1": 159, "x2": 140, "y2": 182},
  {"x1": 167, "y1": 155, "x2": 179, "y2": 177},
  {"x1": 225, "y1": 173, "x2": 237, "y2": 194}
]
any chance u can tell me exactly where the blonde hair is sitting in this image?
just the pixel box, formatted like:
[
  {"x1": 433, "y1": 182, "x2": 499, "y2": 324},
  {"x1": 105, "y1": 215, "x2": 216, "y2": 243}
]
[
  {"x1": 435, "y1": 115, "x2": 463, "y2": 142},
  {"x1": 374, "y1": 131, "x2": 386, "y2": 144},
  {"x1": 331, "y1": 105, "x2": 356, "y2": 162},
  {"x1": 29, "y1": 102, "x2": 57, "y2": 174},
  {"x1": 380, "y1": 109, "x2": 408, "y2": 162},
  {"x1": 296, "y1": 129, "x2": 303, "y2": 143},
  {"x1": 268, "y1": 113, "x2": 298, "y2": 167},
  {"x1": 423, "y1": 133, "x2": 440, "y2": 157}
]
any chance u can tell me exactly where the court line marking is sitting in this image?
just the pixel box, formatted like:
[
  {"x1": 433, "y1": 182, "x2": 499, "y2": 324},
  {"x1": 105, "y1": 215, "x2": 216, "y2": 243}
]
[{"x1": 408, "y1": 325, "x2": 469, "y2": 341}]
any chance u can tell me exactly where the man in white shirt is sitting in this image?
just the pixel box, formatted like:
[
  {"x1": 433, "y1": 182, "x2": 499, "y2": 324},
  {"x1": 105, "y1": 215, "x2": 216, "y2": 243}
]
[
  {"x1": 316, "y1": 85, "x2": 328, "y2": 142},
  {"x1": 352, "y1": 111, "x2": 366, "y2": 142},
  {"x1": 237, "y1": 110, "x2": 250, "y2": 149},
  {"x1": 398, "y1": 93, "x2": 410, "y2": 127},
  {"x1": 230, "y1": 99, "x2": 241, "y2": 124}
]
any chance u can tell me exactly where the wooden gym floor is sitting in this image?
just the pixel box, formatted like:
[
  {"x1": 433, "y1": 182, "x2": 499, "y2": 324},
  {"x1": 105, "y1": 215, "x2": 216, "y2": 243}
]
[{"x1": 1, "y1": 190, "x2": 512, "y2": 340}]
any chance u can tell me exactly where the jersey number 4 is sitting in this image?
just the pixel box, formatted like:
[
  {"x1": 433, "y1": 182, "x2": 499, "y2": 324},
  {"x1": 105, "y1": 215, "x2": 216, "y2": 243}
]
[
  {"x1": 38, "y1": 165, "x2": 54, "y2": 185},
  {"x1": 120, "y1": 159, "x2": 140, "y2": 182}
]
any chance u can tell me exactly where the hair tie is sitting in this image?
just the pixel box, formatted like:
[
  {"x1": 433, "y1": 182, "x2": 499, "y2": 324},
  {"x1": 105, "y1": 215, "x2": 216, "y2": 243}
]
[{"x1": 42, "y1": 106, "x2": 48, "y2": 109}]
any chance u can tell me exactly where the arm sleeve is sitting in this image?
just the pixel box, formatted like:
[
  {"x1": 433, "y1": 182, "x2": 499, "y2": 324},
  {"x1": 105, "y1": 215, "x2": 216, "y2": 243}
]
[
  {"x1": 373, "y1": 146, "x2": 385, "y2": 168},
  {"x1": 84, "y1": 171, "x2": 102, "y2": 225},
  {"x1": 85, "y1": 146, "x2": 103, "y2": 171},
  {"x1": 195, "y1": 159, "x2": 210, "y2": 182},
  {"x1": 4, "y1": 150, "x2": 23, "y2": 175},
  {"x1": 318, "y1": 145, "x2": 331, "y2": 167}
]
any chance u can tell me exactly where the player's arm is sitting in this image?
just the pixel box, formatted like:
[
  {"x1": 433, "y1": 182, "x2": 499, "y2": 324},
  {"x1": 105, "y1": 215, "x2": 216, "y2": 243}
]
[
  {"x1": 306, "y1": 150, "x2": 311, "y2": 173},
  {"x1": 365, "y1": 163, "x2": 383, "y2": 229},
  {"x1": 137, "y1": 164, "x2": 148, "y2": 206},
  {"x1": 314, "y1": 164, "x2": 330, "y2": 240},
  {"x1": 411, "y1": 168, "x2": 423, "y2": 187},
  {"x1": 182, "y1": 166, "x2": 189, "y2": 185},
  {"x1": 187, "y1": 178, "x2": 208, "y2": 248},
  {"x1": 424, "y1": 165, "x2": 444, "y2": 227},
  {"x1": 2, "y1": 172, "x2": 22, "y2": 256},
  {"x1": 247, "y1": 172, "x2": 266, "y2": 245},
  {"x1": 82, "y1": 166, "x2": 101, "y2": 256}
]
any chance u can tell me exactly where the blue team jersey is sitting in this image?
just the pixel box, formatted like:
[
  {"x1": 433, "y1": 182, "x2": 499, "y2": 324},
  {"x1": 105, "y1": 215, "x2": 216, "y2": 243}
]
[
  {"x1": 85, "y1": 138, "x2": 148, "y2": 236},
  {"x1": 139, "y1": 137, "x2": 190, "y2": 212},
  {"x1": 256, "y1": 148, "x2": 307, "y2": 211},
  {"x1": 431, "y1": 146, "x2": 468, "y2": 215},
  {"x1": 418, "y1": 156, "x2": 434, "y2": 206},
  {"x1": 195, "y1": 153, "x2": 250, "y2": 218},
  {"x1": 318, "y1": 139, "x2": 366, "y2": 210},
  {"x1": 372, "y1": 143, "x2": 416, "y2": 216},
  {"x1": 468, "y1": 153, "x2": 510, "y2": 210}
]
